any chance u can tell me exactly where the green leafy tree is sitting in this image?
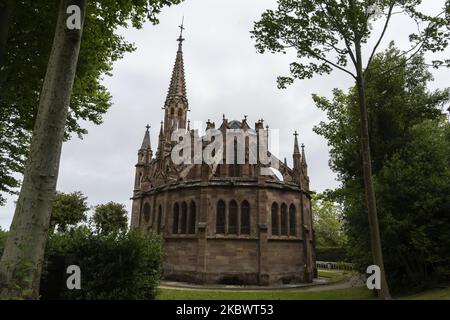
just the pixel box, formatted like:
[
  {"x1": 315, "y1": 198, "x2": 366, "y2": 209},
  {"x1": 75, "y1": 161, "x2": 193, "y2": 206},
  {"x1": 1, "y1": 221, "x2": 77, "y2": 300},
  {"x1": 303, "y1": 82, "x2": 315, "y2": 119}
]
[
  {"x1": 313, "y1": 193, "x2": 346, "y2": 248},
  {"x1": 49, "y1": 191, "x2": 89, "y2": 233},
  {"x1": 0, "y1": 0, "x2": 183, "y2": 299},
  {"x1": 252, "y1": 0, "x2": 449, "y2": 299},
  {"x1": 314, "y1": 48, "x2": 450, "y2": 291},
  {"x1": 92, "y1": 202, "x2": 129, "y2": 235},
  {"x1": 0, "y1": 0, "x2": 181, "y2": 205},
  {"x1": 375, "y1": 119, "x2": 450, "y2": 290}
]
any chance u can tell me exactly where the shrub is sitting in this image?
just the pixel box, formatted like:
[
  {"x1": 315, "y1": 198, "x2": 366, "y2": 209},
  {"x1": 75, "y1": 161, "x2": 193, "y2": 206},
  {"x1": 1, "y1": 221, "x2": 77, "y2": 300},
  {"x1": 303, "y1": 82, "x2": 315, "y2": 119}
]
[
  {"x1": 316, "y1": 246, "x2": 349, "y2": 262},
  {"x1": 40, "y1": 227, "x2": 162, "y2": 300}
]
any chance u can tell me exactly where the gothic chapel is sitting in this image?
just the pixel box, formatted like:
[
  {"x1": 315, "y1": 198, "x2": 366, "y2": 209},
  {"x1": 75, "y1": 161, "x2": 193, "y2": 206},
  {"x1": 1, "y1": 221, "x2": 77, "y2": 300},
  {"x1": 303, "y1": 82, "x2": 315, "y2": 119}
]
[{"x1": 130, "y1": 27, "x2": 316, "y2": 285}]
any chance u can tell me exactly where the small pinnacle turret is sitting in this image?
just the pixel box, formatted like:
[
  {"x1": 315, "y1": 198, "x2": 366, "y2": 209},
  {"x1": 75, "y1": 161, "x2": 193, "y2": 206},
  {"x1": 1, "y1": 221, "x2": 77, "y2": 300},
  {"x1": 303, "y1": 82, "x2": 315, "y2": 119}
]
[
  {"x1": 293, "y1": 131, "x2": 300, "y2": 155},
  {"x1": 301, "y1": 143, "x2": 308, "y2": 175},
  {"x1": 293, "y1": 131, "x2": 301, "y2": 171},
  {"x1": 140, "y1": 124, "x2": 152, "y2": 150}
]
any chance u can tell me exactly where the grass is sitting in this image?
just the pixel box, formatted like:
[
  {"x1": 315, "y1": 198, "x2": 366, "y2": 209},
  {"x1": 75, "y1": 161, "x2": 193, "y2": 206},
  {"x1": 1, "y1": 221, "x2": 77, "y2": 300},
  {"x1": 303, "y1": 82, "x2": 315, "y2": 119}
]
[
  {"x1": 318, "y1": 270, "x2": 346, "y2": 283},
  {"x1": 401, "y1": 286, "x2": 450, "y2": 300},
  {"x1": 156, "y1": 270, "x2": 450, "y2": 300},
  {"x1": 156, "y1": 270, "x2": 369, "y2": 300},
  {"x1": 156, "y1": 287, "x2": 372, "y2": 300}
]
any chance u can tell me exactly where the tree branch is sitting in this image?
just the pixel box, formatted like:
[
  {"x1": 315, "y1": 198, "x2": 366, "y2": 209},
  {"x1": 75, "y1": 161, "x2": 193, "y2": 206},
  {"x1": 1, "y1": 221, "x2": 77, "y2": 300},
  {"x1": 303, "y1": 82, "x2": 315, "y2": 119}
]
[
  {"x1": 307, "y1": 48, "x2": 357, "y2": 79},
  {"x1": 365, "y1": 1, "x2": 396, "y2": 72}
]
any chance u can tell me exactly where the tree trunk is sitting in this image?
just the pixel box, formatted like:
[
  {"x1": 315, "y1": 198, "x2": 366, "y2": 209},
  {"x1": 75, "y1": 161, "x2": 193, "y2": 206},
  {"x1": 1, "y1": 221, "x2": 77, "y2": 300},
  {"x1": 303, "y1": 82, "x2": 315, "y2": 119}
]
[
  {"x1": 0, "y1": 0, "x2": 14, "y2": 69},
  {"x1": 354, "y1": 40, "x2": 391, "y2": 299},
  {"x1": 0, "y1": 0, "x2": 87, "y2": 299}
]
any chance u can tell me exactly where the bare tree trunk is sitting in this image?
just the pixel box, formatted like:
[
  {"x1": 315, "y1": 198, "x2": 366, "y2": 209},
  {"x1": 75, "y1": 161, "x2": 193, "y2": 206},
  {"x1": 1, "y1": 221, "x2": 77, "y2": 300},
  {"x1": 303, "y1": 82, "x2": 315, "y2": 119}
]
[
  {"x1": 0, "y1": 0, "x2": 87, "y2": 299},
  {"x1": 354, "y1": 40, "x2": 391, "y2": 300}
]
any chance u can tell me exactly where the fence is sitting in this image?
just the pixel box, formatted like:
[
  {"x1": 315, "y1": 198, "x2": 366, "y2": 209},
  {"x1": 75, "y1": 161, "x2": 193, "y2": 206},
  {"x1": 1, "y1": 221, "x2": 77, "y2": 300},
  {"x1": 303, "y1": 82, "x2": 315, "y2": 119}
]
[{"x1": 316, "y1": 261, "x2": 354, "y2": 271}]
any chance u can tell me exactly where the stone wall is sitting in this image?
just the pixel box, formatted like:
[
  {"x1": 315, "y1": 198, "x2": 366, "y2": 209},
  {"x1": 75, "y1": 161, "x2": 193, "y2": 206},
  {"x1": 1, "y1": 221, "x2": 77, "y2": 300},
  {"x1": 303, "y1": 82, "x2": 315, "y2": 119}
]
[{"x1": 132, "y1": 181, "x2": 315, "y2": 285}]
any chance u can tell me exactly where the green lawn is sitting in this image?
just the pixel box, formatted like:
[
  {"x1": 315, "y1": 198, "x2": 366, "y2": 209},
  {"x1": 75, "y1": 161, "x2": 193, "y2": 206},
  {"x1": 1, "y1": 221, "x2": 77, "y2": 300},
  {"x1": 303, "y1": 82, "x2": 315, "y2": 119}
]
[
  {"x1": 157, "y1": 270, "x2": 450, "y2": 300},
  {"x1": 156, "y1": 286, "x2": 372, "y2": 300},
  {"x1": 318, "y1": 270, "x2": 346, "y2": 283},
  {"x1": 401, "y1": 287, "x2": 450, "y2": 300}
]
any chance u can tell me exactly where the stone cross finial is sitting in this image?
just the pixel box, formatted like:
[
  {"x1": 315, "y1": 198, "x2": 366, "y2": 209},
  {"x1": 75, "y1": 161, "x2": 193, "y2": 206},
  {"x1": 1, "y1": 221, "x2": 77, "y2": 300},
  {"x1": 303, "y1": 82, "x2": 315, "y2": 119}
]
[
  {"x1": 177, "y1": 16, "x2": 185, "y2": 44},
  {"x1": 146, "y1": 124, "x2": 151, "y2": 130}
]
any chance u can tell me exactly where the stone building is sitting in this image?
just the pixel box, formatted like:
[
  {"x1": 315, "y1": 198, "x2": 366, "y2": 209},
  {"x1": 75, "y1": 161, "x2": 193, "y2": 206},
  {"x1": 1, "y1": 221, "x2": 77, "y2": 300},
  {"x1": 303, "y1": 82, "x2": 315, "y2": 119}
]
[{"x1": 130, "y1": 29, "x2": 316, "y2": 285}]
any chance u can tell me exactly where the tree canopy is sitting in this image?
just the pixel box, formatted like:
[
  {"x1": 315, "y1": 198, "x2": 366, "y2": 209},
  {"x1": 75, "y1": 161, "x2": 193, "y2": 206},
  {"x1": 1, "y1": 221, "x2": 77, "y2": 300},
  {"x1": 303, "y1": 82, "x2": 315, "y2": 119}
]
[
  {"x1": 92, "y1": 202, "x2": 129, "y2": 235},
  {"x1": 312, "y1": 193, "x2": 347, "y2": 248},
  {"x1": 252, "y1": 0, "x2": 450, "y2": 87},
  {"x1": 314, "y1": 47, "x2": 450, "y2": 291},
  {"x1": 0, "y1": 0, "x2": 183, "y2": 205},
  {"x1": 50, "y1": 191, "x2": 89, "y2": 233},
  {"x1": 253, "y1": 0, "x2": 450, "y2": 298}
]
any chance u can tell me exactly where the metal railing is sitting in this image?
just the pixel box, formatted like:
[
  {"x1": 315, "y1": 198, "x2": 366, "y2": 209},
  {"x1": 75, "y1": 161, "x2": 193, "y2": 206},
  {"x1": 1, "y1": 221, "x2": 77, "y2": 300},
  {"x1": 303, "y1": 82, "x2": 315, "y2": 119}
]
[{"x1": 316, "y1": 261, "x2": 354, "y2": 271}]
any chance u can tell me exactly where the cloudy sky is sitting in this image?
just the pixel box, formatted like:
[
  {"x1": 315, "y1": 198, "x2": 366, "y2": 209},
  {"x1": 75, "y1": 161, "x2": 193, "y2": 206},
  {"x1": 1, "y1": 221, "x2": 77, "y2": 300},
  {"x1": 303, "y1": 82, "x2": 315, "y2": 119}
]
[{"x1": 1, "y1": 0, "x2": 448, "y2": 229}]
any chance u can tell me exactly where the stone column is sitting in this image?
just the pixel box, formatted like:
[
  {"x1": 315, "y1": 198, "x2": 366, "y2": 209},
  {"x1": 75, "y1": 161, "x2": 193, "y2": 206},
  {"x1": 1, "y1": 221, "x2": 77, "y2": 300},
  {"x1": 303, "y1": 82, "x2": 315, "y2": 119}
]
[
  {"x1": 196, "y1": 184, "x2": 208, "y2": 284},
  {"x1": 257, "y1": 187, "x2": 269, "y2": 286}
]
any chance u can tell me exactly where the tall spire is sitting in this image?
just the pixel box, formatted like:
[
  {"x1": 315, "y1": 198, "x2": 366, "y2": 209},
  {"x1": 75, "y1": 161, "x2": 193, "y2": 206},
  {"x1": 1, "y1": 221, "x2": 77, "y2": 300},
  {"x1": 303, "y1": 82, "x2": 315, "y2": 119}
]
[
  {"x1": 163, "y1": 19, "x2": 189, "y2": 136},
  {"x1": 165, "y1": 18, "x2": 188, "y2": 109}
]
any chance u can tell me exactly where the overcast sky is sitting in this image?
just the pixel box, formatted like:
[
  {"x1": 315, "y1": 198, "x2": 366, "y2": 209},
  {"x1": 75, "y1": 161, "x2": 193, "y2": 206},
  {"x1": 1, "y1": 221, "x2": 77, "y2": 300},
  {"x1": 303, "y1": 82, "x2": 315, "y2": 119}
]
[{"x1": 1, "y1": 0, "x2": 448, "y2": 229}]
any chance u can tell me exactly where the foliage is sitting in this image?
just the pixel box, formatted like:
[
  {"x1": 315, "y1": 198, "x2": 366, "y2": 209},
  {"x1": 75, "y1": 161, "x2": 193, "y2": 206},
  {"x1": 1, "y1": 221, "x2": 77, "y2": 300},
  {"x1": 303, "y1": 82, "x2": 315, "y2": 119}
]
[
  {"x1": 316, "y1": 247, "x2": 349, "y2": 263},
  {"x1": 40, "y1": 227, "x2": 162, "y2": 300},
  {"x1": 92, "y1": 202, "x2": 128, "y2": 235},
  {"x1": 374, "y1": 119, "x2": 450, "y2": 290},
  {"x1": 253, "y1": 0, "x2": 450, "y2": 298},
  {"x1": 312, "y1": 193, "x2": 347, "y2": 248},
  {"x1": 0, "y1": 227, "x2": 34, "y2": 300},
  {"x1": 0, "y1": 0, "x2": 183, "y2": 204},
  {"x1": 0, "y1": 227, "x2": 7, "y2": 257},
  {"x1": 313, "y1": 48, "x2": 450, "y2": 291},
  {"x1": 252, "y1": 0, "x2": 450, "y2": 87},
  {"x1": 50, "y1": 191, "x2": 89, "y2": 233}
]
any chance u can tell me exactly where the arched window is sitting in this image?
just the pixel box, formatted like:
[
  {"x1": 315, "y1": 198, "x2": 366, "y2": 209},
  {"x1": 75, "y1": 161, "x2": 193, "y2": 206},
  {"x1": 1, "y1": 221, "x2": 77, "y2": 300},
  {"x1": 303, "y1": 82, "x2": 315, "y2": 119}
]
[
  {"x1": 157, "y1": 205, "x2": 162, "y2": 234},
  {"x1": 188, "y1": 201, "x2": 196, "y2": 234},
  {"x1": 289, "y1": 204, "x2": 297, "y2": 236},
  {"x1": 271, "y1": 203, "x2": 279, "y2": 236},
  {"x1": 216, "y1": 200, "x2": 226, "y2": 234},
  {"x1": 229, "y1": 200, "x2": 238, "y2": 234},
  {"x1": 281, "y1": 203, "x2": 288, "y2": 235},
  {"x1": 173, "y1": 203, "x2": 179, "y2": 234},
  {"x1": 181, "y1": 202, "x2": 187, "y2": 234},
  {"x1": 143, "y1": 203, "x2": 151, "y2": 223},
  {"x1": 178, "y1": 109, "x2": 183, "y2": 117},
  {"x1": 170, "y1": 108, "x2": 174, "y2": 115},
  {"x1": 240, "y1": 201, "x2": 250, "y2": 235}
]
